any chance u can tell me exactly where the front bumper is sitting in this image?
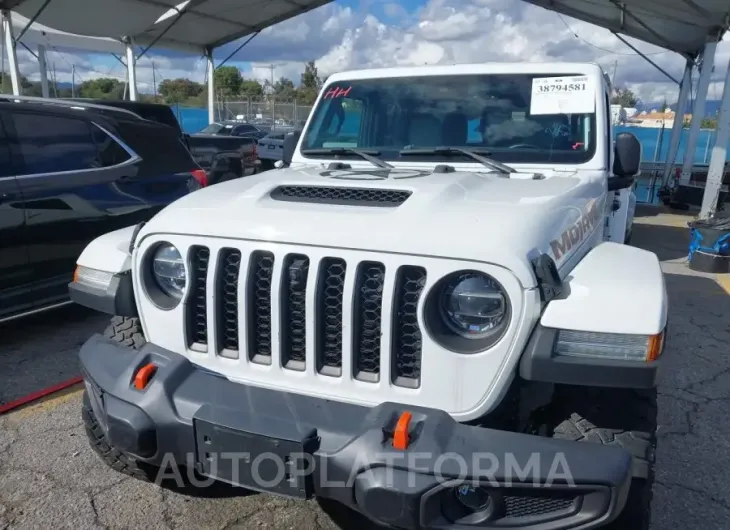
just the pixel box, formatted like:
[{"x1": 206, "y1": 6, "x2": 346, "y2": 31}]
[{"x1": 80, "y1": 335, "x2": 633, "y2": 530}]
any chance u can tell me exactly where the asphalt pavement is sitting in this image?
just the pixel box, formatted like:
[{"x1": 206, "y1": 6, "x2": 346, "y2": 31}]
[{"x1": 1, "y1": 207, "x2": 729, "y2": 529}]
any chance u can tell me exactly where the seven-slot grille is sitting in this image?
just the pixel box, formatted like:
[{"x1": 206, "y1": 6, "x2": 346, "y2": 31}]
[{"x1": 184, "y1": 246, "x2": 427, "y2": 387}]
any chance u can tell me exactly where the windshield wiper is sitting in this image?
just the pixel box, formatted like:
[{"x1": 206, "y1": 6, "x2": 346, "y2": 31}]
[
  {"x1": 300, "y1": 148, "x2": 393, "y2": 169},
  {"x1": 399, "y1": 147, "x2": 516, "y2": 174}
]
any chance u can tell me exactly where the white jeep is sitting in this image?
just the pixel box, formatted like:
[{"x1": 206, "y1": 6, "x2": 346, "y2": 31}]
[{"x1": 71, "y1": 62, "x2": 666, "y2": 530}]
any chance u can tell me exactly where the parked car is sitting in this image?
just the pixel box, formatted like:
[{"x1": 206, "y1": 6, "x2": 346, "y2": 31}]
[
  {"x1": 0, "y1": 95, "x2": 204, "y2": 323},
  {"x1": 196, "y1": 120, "x2": 269, "y2": 139},
  {"x1": 71, "y1": 100, "x2": 260, "y2": 184},
  {"x1": 184, "y1": 134, "x2": 260, "y2": 185},
  {"x1": 257, "y1": 129, "x2": 298, "y2": 170}
]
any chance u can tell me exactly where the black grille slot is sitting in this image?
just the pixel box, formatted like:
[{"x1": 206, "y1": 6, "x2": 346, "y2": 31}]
[
  {"x1": 316, "y1": 258, "x2": 346, "y2": 376},
  {"x1": 503, "y1": 494, "x2": 577, "y2": 518},
  {"x1": 391, "y1": 266, "x2": 426, "y2": 387},
  {"x1": 186, "y1": 246, "x2": 210, "y2": 349},
  {"x1": 216, "y1": 248, "x2": 241, "y2": 356},
  {"x1": 353, "y1": 262, "x2": 385, "y2": 381},
  {"x1": 271, "y1": 186, "x2": 411, "y2": 207},
  {"x1": 280, "y1": 254, "x2": 309, "y2": 370},
  {"x1": 246, "y1": 251, "x2": 274, "y2": 364}
]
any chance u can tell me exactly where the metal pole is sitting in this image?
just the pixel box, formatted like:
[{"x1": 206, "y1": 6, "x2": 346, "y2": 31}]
[
  {"x1": 125, "y1": 38, "x2": 138, "y2": 101},
  {"x1": 37, "y1": 44, "x2": 49, "y2": 98},
  {"x1": 206, "y1": 49, "x2": 215, "y2": 125},
  {"x1": 680, "y1": 39, "x2": 717, "y2": 185},
  {"x1": 653, "y1": 127, "x2": 662, "y2": 161},
  {"x1": 71, "y1": 64, "x2": 75, "y2": 97},
  {"x1": 1, "y1": 10, "x2": 21, "y2": 95},
  {"x1": 661, "y1": 60, "x2": 693, "y2": 186},
  {"x1": 699, "y1": 56, "x2": 730, "y2": 219}
]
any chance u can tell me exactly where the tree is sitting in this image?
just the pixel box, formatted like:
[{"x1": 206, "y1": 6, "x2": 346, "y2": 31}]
[
  {"x1": 158, "y1": 78, "x2": 204, "y2": 103},
  {"x1": 78, "y1": 78, "x2": 125, "y2": 99},
  {"x1": 300, "y1": 61, "x2": 321, "y2": 90},
  {"x1": 611, "y1": 87, "x2": 638, "y2": 108},
  {"x1": 297, "y1": 60, "x2": 322, "y2": 104},
  {"x1": 1, "y1": 72, "x2": 36, "y2": 94},
  {"x1": 239, "y1": 79, "x2": 264, "y2": 99},
  {"x1": 214, "y1": 65, "x2": 242, "y2": 97},
  {"x1": 273, "y1": 77, "x2": 296, "y2": 101}
]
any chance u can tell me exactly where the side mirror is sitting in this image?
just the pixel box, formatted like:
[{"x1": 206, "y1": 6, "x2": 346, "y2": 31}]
[
  {"x1": 613, "y1": 132, "x2": 641, "y2": 177},
  {"x1": 282, "y1": 130, "x2": 302, "y2": 167}
]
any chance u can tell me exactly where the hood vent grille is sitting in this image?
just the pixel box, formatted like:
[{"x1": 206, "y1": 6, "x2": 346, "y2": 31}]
[{"x1": 270, "y1": 185, "x2": 411, "y2": 207}]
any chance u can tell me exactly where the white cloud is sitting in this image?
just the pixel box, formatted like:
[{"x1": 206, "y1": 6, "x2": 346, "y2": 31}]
[{"x1": 6, "y1": 0, "x2": 729, "y2": 105}]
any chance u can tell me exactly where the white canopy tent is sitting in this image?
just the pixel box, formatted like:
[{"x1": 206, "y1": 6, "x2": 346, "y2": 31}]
[
  {"x1": 1, "y1": 0, "x2": 333, "y2": 122},
  {"x1": 1, "y1": 12, "x2": 126, "y2": 97}
]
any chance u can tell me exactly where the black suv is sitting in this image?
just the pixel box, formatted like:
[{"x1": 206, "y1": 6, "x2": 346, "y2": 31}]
[{"x1": 0, "y1": 96, "x2": 204, "y2": 323}]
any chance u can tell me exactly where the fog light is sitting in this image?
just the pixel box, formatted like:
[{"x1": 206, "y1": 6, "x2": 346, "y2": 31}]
[{"x1": 454, "y1": 485, "x2": 492, "y2": 512}]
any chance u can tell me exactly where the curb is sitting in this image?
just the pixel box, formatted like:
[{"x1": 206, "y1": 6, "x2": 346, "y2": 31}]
[{"x1": 0, "y1": 376, "x2": 83, "y2": 415}]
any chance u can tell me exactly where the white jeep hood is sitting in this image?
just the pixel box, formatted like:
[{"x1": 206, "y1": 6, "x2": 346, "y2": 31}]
[{"x1": 139, "y1": 165, "x2": 605, "y2": 288}]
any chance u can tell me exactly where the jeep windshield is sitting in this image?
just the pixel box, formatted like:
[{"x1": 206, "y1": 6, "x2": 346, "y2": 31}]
[{"x1": 300, "y1": 73, "x2": 597, "y2": 165}]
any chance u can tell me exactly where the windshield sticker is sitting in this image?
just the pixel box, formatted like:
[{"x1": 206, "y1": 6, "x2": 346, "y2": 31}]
[
  {"x1": 323, "y1": 86, "x2": 352, "y2": 99},
  {"x1": 549, "y1": 199, "x2": 602, "y2": 261},
  {"x1": 530, "y1": 76, "x2": 595, "y2": 115}
]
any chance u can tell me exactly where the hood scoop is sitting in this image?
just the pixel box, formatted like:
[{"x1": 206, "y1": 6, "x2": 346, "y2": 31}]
[{"x1": 270, "y1": 185, "x2": 412, "y2": 207}]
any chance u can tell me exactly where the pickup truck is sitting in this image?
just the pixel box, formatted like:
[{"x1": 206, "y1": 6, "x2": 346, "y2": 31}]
[
  {"x1": 256, "y1": 128, "x2": 297, "y2": 170},
  {"x1": 71, "y1": 100, "x2": 260, "y2": 185}
]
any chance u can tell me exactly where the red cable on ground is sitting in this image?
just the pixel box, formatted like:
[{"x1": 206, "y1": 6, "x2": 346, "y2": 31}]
[{"x1": 0, "y1": 376, "x2": 84, "y2": 415}]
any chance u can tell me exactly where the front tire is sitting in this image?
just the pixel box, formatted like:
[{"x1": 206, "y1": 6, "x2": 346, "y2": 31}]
[
  {"x1": 86, "y1": 316, "x2": 244, "y2": 498},
  {"x1": 547, "y1": 386, "x2": 656, "y2": 530},
  {"x1": 103, "y1": 315, "x2": 146, "y2": 349}
]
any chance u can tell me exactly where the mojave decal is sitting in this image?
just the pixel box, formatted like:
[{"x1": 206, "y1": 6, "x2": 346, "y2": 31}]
[{"x1": 549, "y1": 199, "x2": 603, "y2": 262}]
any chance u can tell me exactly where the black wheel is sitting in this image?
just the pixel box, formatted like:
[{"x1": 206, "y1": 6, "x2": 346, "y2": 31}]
[
  {"x1": 82, "y1": 391, "x2": 159, "y2": 482},
  {"x1": 103, "y1": 315, "x2": 146, "y2": 349},
  {"x1": 86, "y1": 317, "x2": 245, "y2": 498},
  {"x1": 218, "y1": 171, "x2": 239, "y2": 183},
  {"x1": 547, "y1": 386, "x2": 656, "y2": 530},
  {"x1": 259, "y1": 159, "x2": 275, "y2": 171}
]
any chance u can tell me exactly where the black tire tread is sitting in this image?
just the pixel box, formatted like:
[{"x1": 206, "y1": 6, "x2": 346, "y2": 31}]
[
  {"x1": 82, "y1": 393, "x2": 156, "y2": 482},
  {"x1": 549, "y1": 386, "x2": 656, "y2": 530},
  {"x1": 103, "y1": 315, "x2": 146, "y2": 349}
]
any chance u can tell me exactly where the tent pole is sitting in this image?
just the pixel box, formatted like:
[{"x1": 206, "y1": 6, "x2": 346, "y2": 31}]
[
  {"x1": 1, "y1": 10, "x2": 20, "y2": 95},
  {"x1": 661, "y1": 60, "x2": 693, "y2": 187},
  {"x1": 699, "y1": 55, "x2": 730, "y2": 219},
  {"x1": 206, "y1": 48, "x2": 215, "y2": 125},
  {"x1": 124, "y1": 37, "x2": 137, "y2": 101},
  {"x1": 680, "y1": 38, "x2": 718, "y2": 185},
  {"x1": 38, "y1": 44, "x2": 49, "y2": 98}
]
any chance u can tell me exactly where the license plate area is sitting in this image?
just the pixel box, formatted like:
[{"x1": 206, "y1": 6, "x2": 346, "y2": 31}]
[{"x1": 193, "y1": 419, "x2": 313, "y2": 499}]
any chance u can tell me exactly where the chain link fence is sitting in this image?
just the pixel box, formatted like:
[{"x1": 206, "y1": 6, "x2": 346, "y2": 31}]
[{"x1": 214, "y1": 98, "x2": 313, "y2": 126}]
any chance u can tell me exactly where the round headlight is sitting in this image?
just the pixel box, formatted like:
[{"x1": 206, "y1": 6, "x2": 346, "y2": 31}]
[
  {"x1": 440, "y1": 273, "x2": 507, "y2": 339},
  {"x1": 152, "y1": 244, "x2": 186, "y2": 299}
]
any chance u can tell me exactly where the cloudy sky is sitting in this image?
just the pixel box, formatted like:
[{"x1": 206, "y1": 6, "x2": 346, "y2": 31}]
[{"x1": 6, "y1": 0, "x2": 730, "y2": 105}]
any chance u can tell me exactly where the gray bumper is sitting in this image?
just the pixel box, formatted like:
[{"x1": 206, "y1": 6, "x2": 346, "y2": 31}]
[{"x1": 80, "y1": 335, "x2": 634, "y2": 530}]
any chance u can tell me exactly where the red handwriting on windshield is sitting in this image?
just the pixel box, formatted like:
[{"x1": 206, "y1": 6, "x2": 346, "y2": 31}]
[
  {"x1": 572, "y1": 142, "x2": 585, "y2": 150},
  {"x1": 323, "y1": 86, "x2": 352, "y2": 99}
]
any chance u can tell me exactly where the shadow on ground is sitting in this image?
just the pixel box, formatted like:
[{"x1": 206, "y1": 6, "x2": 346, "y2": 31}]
[
  {"x1": 0, "y1": 305, "x2": 108, "y2": 406},
  {"x1": 631, "y1": 220, "x2": 730, "y2": 529}
]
